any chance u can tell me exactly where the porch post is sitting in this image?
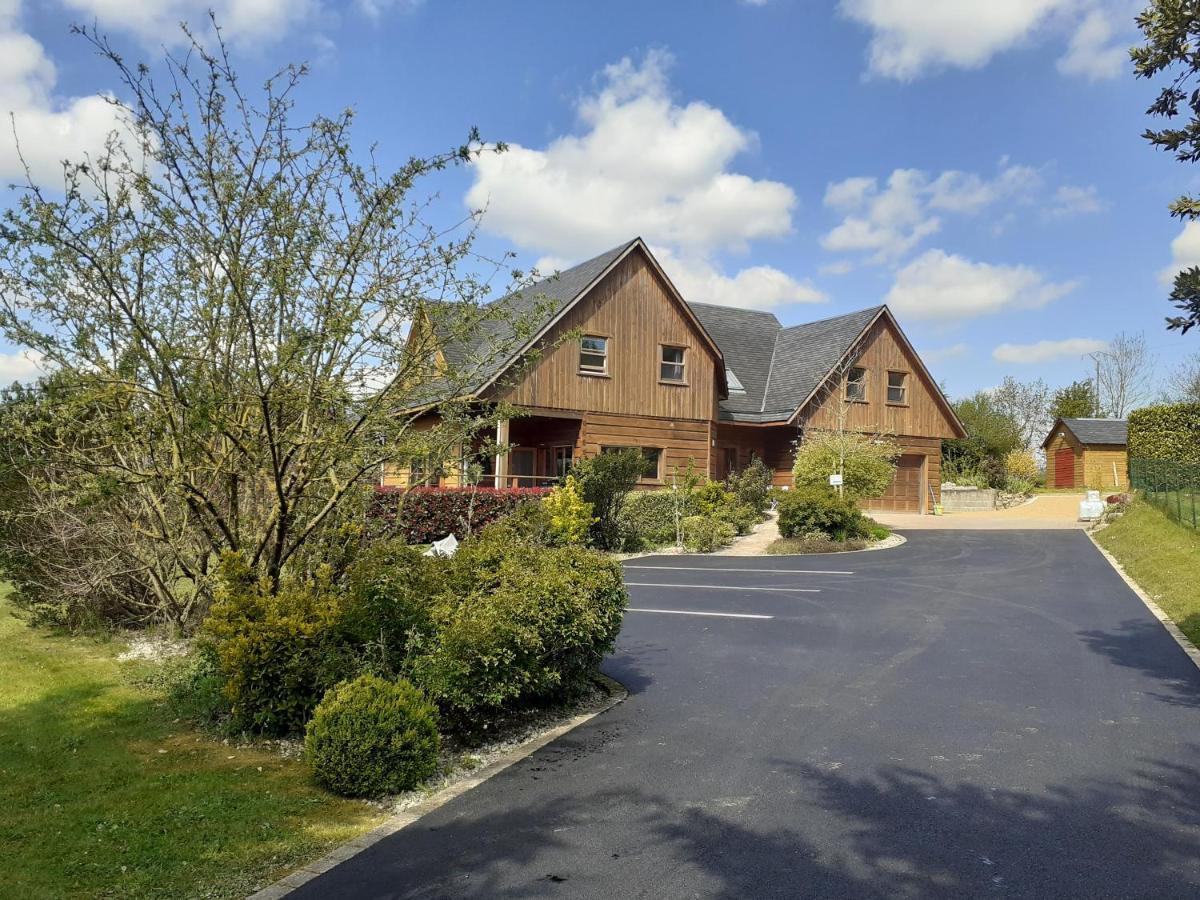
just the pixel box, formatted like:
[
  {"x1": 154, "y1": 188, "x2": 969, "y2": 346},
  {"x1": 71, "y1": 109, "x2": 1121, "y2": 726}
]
[{"x1": 494, "y1": 418, "x2": 509, "y2": 489}]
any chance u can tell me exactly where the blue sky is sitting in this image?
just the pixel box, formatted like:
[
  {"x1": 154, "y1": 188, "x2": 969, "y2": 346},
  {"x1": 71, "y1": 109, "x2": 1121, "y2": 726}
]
[{"x1": 3, "y1": 0, "x2": 1197, "y2": 399}]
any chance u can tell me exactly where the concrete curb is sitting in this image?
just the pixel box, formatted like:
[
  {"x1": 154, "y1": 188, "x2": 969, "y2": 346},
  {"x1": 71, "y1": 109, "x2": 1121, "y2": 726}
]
[
  {"x1": 247, "y1": 675, "x2": 629, "y2": 900},
  {"x1": 1086, "y1": 532, "x2": 1200, "y2": 674}
]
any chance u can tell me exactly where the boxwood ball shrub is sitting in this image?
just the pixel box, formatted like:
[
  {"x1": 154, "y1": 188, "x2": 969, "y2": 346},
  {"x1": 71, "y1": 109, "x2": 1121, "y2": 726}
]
[
  {"x1": 681, "y1": 515, "x2": 736, "y2": 552},
  {"x1": 305, "y1": 674, "x2": 441, "y2": 797},
  {"x1": 777, "y1": 487, "x2": 869, "y2": 541}
]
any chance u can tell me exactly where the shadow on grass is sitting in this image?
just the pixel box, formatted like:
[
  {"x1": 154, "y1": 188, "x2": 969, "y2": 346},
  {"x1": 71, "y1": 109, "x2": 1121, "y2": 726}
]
[{"x1": 288, "y1": 751, "x2": 1200, "y2": 899}]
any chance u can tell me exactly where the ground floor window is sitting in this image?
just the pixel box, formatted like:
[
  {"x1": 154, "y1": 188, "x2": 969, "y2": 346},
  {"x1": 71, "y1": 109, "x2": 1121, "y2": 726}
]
[
  {"x1": 601, "y1": 445, "x2": 663, "y2": 482},
  {"x1": 553, "y1": 445, "x2": 574, "y2": 479}
]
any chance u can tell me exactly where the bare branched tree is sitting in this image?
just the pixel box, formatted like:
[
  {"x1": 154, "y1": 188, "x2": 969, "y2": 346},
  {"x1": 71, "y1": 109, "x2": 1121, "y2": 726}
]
[
  {"x1": 992, "y1": 376, "x2": 1051, "y2": 449},
  {"x1": 1164, "y1": 351, "x2": 1200, "y2": 403},
  {"x1": 0, "y1": 21, "x2": 533, "y2": 628},
  {"x1": 1089, "y1": 332, "x2": 1158, "y2": 417}
]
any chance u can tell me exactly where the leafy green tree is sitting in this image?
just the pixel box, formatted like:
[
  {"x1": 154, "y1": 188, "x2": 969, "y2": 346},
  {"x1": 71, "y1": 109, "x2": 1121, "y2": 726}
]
[
  {"x1": 943, "y1": 391, "x2": 1023, "y2": 474},
  {"x1": 0, "y1": 24, "x2": 530, "y2": 628},
  {"x1": 571, "y1": 449, "x2": 648, "y2": 550},
  {"x1": 792, "y1": 429, "x2": 900, "y2": 499},
  {"x1": 1052, "y1": 379, "x2": 1099, "y2": 419},
  {"x1": 1133, "y1": 1, "x2": 1200, "y2": 332}
]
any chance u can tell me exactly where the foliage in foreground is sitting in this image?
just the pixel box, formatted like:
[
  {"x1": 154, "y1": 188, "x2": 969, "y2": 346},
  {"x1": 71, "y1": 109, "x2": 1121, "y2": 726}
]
[
  {"x1": 1095, "y1": 499, "x2": 1200, "y2": 646},
  {"x1": 0, "y1": 588, "x2": 382, "y2": 900},
  {"x1": 0, "y1": 23, "x2": 532, "y2": 631},
  {"x1": 305, "y1": 675, "x2": 441, "y2": 798}
]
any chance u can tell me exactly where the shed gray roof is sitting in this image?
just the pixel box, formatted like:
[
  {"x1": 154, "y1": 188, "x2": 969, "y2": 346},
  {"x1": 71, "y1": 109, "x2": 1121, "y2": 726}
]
[{"x1": 1057, "y1": 418, "x2": 1128, "y2": 446}]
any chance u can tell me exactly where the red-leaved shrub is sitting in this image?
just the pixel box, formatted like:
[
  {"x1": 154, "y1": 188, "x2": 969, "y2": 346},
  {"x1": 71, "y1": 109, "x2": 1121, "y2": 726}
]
[{"x1": 372, "y1": 487, "x2": 549, "y2": 544}]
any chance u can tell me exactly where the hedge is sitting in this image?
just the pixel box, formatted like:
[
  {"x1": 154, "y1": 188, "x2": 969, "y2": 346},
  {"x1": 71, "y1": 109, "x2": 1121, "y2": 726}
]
[
  {"x1": 372, "y1": 486, "x2": 549, "y2": 544},
  {"x1": 1128, "y1": 403, "x2": 1200, "y2": 463}
]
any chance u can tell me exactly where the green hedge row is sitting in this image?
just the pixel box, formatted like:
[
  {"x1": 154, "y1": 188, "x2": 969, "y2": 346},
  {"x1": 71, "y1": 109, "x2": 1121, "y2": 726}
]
[{"x1": 1128, "y1": 403, "x2": 1200, "y2": 463}]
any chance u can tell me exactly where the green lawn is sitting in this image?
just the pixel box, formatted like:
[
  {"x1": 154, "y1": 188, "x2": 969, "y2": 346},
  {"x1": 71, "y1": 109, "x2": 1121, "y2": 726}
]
[
  {"x1": 0, "y1": 587, "x2": 384, "y2": 899},
  {"x1": 1095, "y1": 500, "x2": 1200, "y2": 647}
]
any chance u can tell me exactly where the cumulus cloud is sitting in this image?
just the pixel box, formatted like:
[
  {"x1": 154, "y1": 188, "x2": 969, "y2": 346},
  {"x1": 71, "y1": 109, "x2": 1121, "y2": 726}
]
[
  {"x1": 820, "y1": 162, "x2": 1040, "y2": 265},
  {"x1": 992, "y1": 337, "x2": 1107, "y2": 364},
  {"x1": 652, "y1": 246, "x2": 826, "y2": 309},
  {"x1": 1045, "y1": 184, "x2": 1105, "y2": 218},
  {"x1": 0, "y1": 347, "x2": 45, "y2": 384},
  {"x1": 841, "y1": 0, "x2": 1130, "y2": 81},
  {"x1": 58, "y1": 0, "x2": 320, "y2": 47},
  {"x1": 0, "y1": 2, "x2": 130, "y2": 184},
  {"x1": 884, "y1": 249, "x2": 1079, "y2": 321},
  {"x1": 1057, "y1": 9, "x2": 1128, "y2": 80},
  {"x1": 1159, "y1": 220, "x2": 1200, "y2": 286},
  {"x1": 467, "y1": 50, "x2": 819, "y2": 311}
]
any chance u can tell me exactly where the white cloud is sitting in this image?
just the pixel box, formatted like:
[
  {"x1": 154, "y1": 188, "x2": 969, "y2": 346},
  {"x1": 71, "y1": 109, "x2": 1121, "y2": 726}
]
[
  {"x1": 922, "y1": 342, "x2": 970, "y2": 364},
  {"x1": 1057, "y1": 9, "x2": 1127, "y2": 80},
  {"x1": 1159, "y1": 220, "x2": 1200, "y2": 286},
  {"x1": 357, "y1": 0, "x2": 424, "y2": 20},
  {"x1": 992, "y1": 337, "x2": 1107, "y2": 364},
  {"x1": 884, "y1": 249, "x2": 1079, "y2": 321},
  {"x1": 1045, "y1": 184, "x2": 1105, "y2": 218},
  {"x1": 652, "y1": 246, "x2": 825, "y2": 310},
  {"x1": 841, "y1": 0, "x2": 1066, "y2": 80},
  {"x1": 468, "y1": 50, "x2": 819, "y2": 311},
  {"x1": 0, "y1": 2, "x2": 129, "y2": 184},
  {"x1": 841, "y1": 0, "x2": 1130, "y2": 82},
  {"x1": 58, "y1": 0, "x2": 320, "y2": 47},
  {"x1": 820, "y1": 162, "x2": 1040, "y2": 265},
  {"x1": 0, "y1": 347, "x2": 45, "y2": 384}
]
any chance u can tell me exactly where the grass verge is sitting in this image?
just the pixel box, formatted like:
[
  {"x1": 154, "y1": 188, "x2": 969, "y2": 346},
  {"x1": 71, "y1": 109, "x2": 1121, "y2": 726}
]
[
  {"x1": 1094, "y1": 499, "x2": 1200, "y2": 647},
  {"x1": 0, "y1": 586, "x2": 385, "y2": 900}
]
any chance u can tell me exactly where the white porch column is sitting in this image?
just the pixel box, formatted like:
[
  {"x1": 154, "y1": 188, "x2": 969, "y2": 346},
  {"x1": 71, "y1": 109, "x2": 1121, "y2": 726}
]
[{"x1": 494, "y1": 418, "x2": 510, "y2": 489}]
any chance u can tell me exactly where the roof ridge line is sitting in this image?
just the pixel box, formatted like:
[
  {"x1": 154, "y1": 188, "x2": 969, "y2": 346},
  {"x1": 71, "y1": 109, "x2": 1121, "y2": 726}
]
[
  {"x1": 759, "y1": 328, "x2": 784, "y2": 413},
  {"x1": 781, "y1": 304, "x2": 884, "y2": 331}
]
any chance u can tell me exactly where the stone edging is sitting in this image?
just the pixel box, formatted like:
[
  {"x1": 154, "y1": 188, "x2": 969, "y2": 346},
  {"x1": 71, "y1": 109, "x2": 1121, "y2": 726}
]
[
  {"x1": 247, "y1": 675, "x2": 629, "y2": 900},
  {"x1": 1086, "y1": 532, "x2": 1200, "y2": 674}
]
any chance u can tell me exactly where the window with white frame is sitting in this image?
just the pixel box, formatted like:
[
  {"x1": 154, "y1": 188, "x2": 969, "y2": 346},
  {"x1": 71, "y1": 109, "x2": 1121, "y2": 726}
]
[{"x1": 579, "y1": 335, "x2": 608, "y2": 374}]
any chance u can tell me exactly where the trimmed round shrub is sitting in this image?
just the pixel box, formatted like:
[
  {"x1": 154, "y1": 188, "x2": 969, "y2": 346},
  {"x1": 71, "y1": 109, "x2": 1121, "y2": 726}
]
[
  {"x1": 682, "y1": 515, "x2": 736, "y2": 552},
  {"x1": 305, "y1": 674, "x2": 441, "y2": 797},
  {"x1": 777, "y1": 487, "x2": 869, "y2": 541},
  {"x1": 408, "y1": 530, "x2": 626, "y2": 730}
]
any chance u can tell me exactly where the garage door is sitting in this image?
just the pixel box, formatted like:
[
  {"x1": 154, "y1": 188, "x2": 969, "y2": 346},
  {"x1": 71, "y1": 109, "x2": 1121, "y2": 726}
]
[
  {"x1": 864, "y1": 453, "x2": 924, "y2": 513},
  {"x1": 1053, "y1": 448, "x2": 1077, "y2": 488}
]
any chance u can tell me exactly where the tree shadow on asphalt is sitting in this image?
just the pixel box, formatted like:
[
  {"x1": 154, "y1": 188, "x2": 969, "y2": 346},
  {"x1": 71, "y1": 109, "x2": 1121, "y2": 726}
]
[
  {"x1": 601, "y1": 639, "x2": 662, "y2": 694},
  {"x1": 291, "y1": 751, "x2": 1200, "y2": 899},
  {"x1": 1077, "y1": 617, "x2": 1200, "y2": 708}
]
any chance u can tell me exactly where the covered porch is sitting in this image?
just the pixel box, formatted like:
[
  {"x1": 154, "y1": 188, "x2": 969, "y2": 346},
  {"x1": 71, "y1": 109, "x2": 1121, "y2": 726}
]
[{"x1": 490, "y1": 412, "x2": 583, "y2": 488}]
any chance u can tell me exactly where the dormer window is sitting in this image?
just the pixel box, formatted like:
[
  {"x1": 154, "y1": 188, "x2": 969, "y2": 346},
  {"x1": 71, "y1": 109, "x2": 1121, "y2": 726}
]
[
  {"x1": 660, "y1": 345, "x2": 686, "y2": 383},
  {"x1": 845, "y1": 366, "x2": 867, "y2": 402},
  {"x1": 579, "y1": 335, "x2": 608, "y2": 374}
]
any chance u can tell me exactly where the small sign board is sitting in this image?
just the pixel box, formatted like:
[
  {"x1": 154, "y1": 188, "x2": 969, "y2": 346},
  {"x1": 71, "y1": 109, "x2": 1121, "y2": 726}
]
[{"x1": 828, "y1": 473, "x2": 843, "y2": 486}]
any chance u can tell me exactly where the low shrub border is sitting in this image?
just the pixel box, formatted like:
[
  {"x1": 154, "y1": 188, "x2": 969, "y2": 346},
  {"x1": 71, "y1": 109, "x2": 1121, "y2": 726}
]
[{"x1": 371, "y1": 486, "x2": 549, "y2": 544}]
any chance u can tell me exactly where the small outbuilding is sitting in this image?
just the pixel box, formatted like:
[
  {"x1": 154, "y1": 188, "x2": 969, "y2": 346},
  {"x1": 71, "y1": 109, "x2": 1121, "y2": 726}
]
[{"x1": 1041, "y1": 417, "x2": 1128, "y2": 490}]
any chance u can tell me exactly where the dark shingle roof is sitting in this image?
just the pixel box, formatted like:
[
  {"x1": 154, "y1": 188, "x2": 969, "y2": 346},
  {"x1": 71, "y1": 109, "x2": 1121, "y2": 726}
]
[
  {"x1": 429, "y1": 239, "x2": 887, "y2": 424},
  {"x1": 1060, "y1": 418, "x2": 1128, "y2": 446}
]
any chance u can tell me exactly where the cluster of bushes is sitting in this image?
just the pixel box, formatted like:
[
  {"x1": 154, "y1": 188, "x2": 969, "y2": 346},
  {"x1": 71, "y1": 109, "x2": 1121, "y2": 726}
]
[
  {"x1": 615, "y1": 457, "x2": 773, "y2": 551},
  {"x1": 1129, "y1": 403, "x2": 1200, "y2": 463},
  {"x1": 197, "y1": 519, "x2": 626, "y2": 797},
  {"x1": 773, "y1": 486, "x2": 889, "y2": 553},
  {"x1": 371, "y1": 486, "x2": 549, "y2": 544},
  {"x1": 942, "y1": 448, "x2": 1040, "y2": 494}
]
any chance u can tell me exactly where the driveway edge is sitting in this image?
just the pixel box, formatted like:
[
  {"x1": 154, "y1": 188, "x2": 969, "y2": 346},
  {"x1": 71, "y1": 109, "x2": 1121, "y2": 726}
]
[
  {"x1": 1086, "y1": 532, "x2": 1200, "y2": 673},
  {"x1": 247, "y1": 674, "x2": 629, "y2": 900}
]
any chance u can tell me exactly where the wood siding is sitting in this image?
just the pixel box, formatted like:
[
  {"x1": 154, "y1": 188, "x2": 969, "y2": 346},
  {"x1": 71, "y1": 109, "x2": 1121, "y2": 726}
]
[
  {"x1": 799, "y1": 316, "x2": 961, "y2": 440},
  {"x1": 1083, "y1": 445, "x2": 1128, "y2": 490},
  {"x1": 579, "y1": 412, "x2": 711, "y2": 486},
  {"x1": 494, "y1": 251, "x2": 721, "y2": 422}
]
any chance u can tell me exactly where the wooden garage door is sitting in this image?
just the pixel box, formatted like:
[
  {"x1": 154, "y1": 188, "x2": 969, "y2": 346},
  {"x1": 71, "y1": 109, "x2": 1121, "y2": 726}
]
[
  {"x1": 865, "y1": 453, "x2": 924, "y2": 513},
  {"x1": 1053, "y1": 448, "x2": 1077, "y2": 488}
]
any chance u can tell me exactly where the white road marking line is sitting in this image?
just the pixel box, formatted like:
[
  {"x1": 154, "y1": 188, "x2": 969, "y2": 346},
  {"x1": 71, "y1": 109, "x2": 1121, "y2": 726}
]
[
  {"x1": 624, "y1": 565, "x2": 853, "y2": 576},
  {"x1": 624, "y1": 582, "x2": 820, "y2": 593},
  {"x1": 626, "y1": 607, "x2": 774, "y2": 620}
]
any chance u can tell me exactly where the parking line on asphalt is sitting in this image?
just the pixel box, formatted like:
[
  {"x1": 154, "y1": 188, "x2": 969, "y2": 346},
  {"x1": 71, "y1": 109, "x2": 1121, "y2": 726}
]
[
  {"x1": 624, "y1": 565, "x2": 853, "y2": 576},
  {"x1": 624, "y1": 582, "x2": 820, "y2": 593},
  {"x1": 626, "y1": 607, "x2": 774, "y2": 620}
]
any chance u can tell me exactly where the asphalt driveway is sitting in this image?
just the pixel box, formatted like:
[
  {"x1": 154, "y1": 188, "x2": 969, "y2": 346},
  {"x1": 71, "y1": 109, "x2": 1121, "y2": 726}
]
[{"x1": 291, "y1": 531, "x2": 1200, "y2": 899}]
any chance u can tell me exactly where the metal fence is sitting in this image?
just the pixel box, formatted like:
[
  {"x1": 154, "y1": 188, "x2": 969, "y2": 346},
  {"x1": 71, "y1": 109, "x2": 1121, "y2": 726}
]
[{"x1": 1129, "y1": 457, "x2": 1200, "y2": 530}]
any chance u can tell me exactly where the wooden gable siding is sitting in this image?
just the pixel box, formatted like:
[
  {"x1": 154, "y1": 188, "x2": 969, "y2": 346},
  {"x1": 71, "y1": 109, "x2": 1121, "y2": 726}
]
[
  {"x1": 799, "y1": 317, "x2": 959, "y2": 440},
  {"x1": 494, "y1": 250, "x2": 720, "y2": 422}
]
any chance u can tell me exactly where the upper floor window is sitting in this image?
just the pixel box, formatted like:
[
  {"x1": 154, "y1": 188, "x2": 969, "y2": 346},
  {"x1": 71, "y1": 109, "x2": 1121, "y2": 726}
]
[
  {"x1": 579, "y1": 335, "x2": 608, "y2": 374},
  {"x1": 845, "y1": 366, "x2": 868, "y2": 402},
  {"x1": 887, "y1": 371, "x2": 908, "y2": 405},
  {"x1": 660, "y1": 345, "x2": 686, "y2": 383}
]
